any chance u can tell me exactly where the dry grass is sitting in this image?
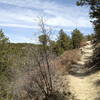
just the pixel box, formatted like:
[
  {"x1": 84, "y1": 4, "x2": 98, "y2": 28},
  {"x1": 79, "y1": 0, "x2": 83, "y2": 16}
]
[
  {"x1": 54, "y1": 49, "x2": 81, "y2": 74},
  {"x1": 11, "y1": 49, "x2": 81, "y2": 100}
]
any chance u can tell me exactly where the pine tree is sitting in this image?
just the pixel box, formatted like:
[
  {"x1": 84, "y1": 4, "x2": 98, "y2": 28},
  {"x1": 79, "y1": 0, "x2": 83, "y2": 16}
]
[
  {"x1": 72, "y1": 29, "x2": 83, "y2": 48},
  {"x1": 77, "y1": 0, "x2": 100, "y2": 67},
  {"x1": 77, "y1": 0, "x2": 100, "y2": 42},
  {"x1": 0, "y1": 30, "x2": 10, "y2": 100},
  {"x1": 39, "y1": 34, "x2": 48, "y2": 45},
  {"x1": 0, "y1": 30, "x2": 9, "y2": 75},
  {"x1": 57, "y1": 29, "x2": 70, "y2": 51}
]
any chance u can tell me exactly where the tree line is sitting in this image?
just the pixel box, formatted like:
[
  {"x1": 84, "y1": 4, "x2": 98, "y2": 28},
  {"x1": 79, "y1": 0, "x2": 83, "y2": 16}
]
[
  {"x1": 0, "y1": 27, "x2": 94, "y2": 100},
  {"x1": 39, "y1": 28, "x2": 94, "y2": 56},
  {"x1": 0, "y1": 0, "x2": 99, "y2": 98}
]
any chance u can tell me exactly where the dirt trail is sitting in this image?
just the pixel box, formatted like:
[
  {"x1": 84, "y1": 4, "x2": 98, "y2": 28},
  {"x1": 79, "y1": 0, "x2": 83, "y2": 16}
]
[{"x1": 68, "y1": 41, "x2": 100, "y2": 100}]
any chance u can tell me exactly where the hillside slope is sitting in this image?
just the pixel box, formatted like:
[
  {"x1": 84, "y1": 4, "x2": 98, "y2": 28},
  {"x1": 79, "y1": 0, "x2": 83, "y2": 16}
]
[{"x1": 68, "y1": 41, "x2": 100, "y2": 100}]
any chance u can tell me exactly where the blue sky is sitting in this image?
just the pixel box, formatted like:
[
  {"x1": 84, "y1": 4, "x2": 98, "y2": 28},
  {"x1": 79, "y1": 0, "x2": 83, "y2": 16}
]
[{"x1": 0, "y1": 0, "x2": 93, "y2": 43}]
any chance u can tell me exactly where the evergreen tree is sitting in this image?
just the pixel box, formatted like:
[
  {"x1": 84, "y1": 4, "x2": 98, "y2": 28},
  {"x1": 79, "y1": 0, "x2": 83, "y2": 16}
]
[
  {"x1": 0, "y1": 30, "x2": 10, "y2": 100},
  {"x1": 49, "y1": 40, "x2": 59, "y2": 55},
  {"x1": 72, "y1": 29, "x2": 83, "y2": 48},
  {"x1": 0, "y1": 29, "x2": 9, "y2": 75},
  {"x1": 57, "y1": 29, "x2": 70, "y2": 51},
  {"x1": 77, "y1": 0, "x2": 100, "y2": 42},
  {"x1": 86, "y1": 34, "x2": 95, "y2": 41},
  {"x1": 39, "y1": 34, "x2": 48, "y2": 45},
  {"x1": 77, "y1": 0, "x2": 100, "y2": 67},
  {"x1": 0, "y1": 30, "x2": 9, "y2": 44}
]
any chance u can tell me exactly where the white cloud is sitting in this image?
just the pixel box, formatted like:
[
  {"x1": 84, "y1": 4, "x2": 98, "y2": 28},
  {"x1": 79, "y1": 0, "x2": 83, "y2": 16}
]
[
  {"x1": 0, "y1": 0, "x2": 58, "y2": 10},
  {"x1": 0, "y1": 0, "x2": 93, "y2": 43},
  {"x1": 0, "y1": 23, "x2": 39, "y2": 29},
  {"x1": 0, "y1": 0, "x2": 92, "y2": 29}
]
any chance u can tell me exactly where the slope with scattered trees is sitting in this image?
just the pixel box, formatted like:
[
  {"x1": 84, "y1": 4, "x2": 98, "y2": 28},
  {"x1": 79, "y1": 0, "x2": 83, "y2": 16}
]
[{"x1": 0, "y1": 0, "x2": 100, "y2": 99}]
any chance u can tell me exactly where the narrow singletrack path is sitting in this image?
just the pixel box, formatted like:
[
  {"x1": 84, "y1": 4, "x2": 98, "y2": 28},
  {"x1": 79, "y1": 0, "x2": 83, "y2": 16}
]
[{"x1": 68, "y1": 41, "x2": 100, "y2": 100}]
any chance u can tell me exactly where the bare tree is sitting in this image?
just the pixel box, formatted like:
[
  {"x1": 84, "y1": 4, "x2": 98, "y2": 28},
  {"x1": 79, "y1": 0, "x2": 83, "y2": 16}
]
[
  {"x1": 11, "y1": 18, "x2": 57, "y2": 100},
  {"x1": 11, "y1": 18, "x2": 72, "y2": 100},
  {"x1": 32, "y1": 17, "x2": 55, "y2": 99}
]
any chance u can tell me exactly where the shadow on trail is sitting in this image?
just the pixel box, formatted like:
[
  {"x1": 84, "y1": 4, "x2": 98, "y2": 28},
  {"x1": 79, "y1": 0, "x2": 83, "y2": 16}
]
[
  {"x1": 69, "y1": 67, "x2": 100, "y2": 77},
  {"x1": 94, "y1": 80, "x2": 100, "y2": 86}
]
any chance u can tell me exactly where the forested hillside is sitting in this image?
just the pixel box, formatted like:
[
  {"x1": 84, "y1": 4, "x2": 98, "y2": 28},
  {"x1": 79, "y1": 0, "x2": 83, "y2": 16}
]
[{"x1": 0, "y1": 0, "x2": 100, "y2": 100}]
